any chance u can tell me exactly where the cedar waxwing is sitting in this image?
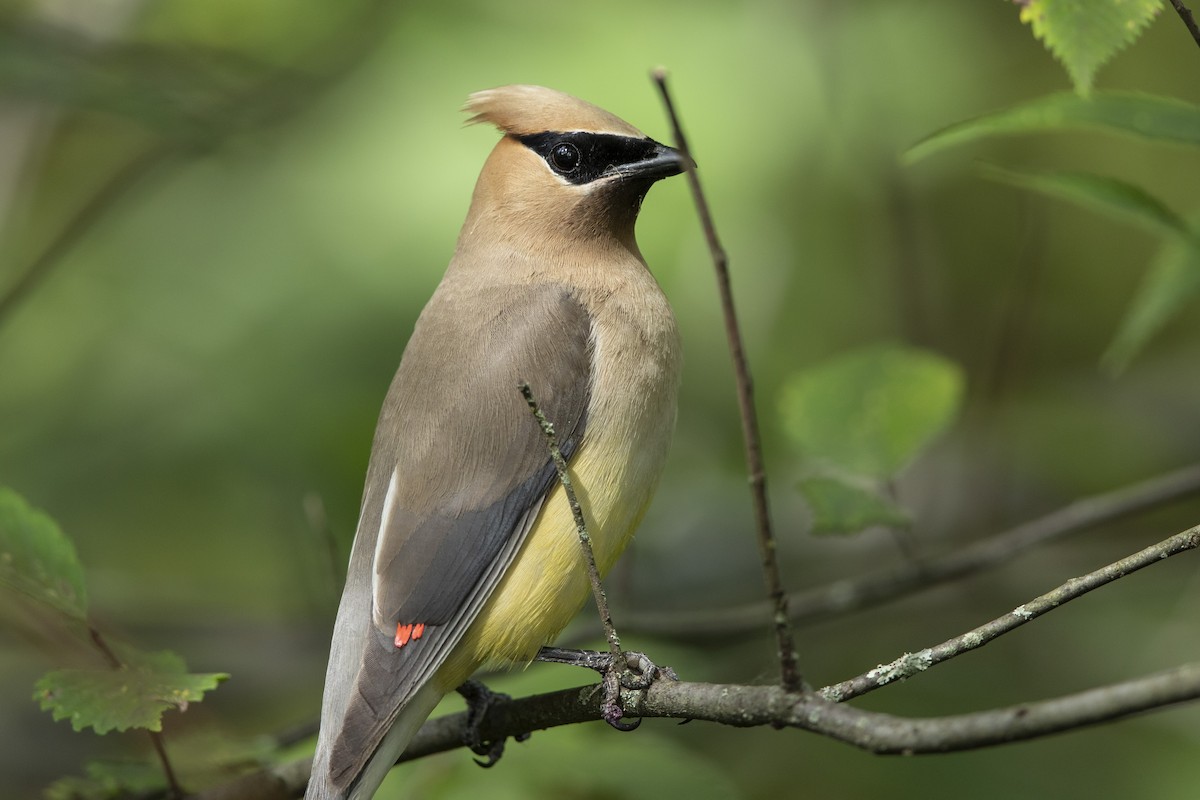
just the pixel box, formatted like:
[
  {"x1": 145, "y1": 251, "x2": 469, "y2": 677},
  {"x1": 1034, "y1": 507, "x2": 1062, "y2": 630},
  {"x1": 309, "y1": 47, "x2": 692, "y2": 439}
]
[{"x1": 306, "y1": 85, "x2": 685, "y2": 799}]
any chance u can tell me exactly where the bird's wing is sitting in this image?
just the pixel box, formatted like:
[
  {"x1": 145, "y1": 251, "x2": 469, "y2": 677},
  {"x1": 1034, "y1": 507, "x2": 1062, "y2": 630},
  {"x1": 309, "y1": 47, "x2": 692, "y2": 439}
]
[{"x1": 324, "y1": 282, "x2": 592, "y2": 790}]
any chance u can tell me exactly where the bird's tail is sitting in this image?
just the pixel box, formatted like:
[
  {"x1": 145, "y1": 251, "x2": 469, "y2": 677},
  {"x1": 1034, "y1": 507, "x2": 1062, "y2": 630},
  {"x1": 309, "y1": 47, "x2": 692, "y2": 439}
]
[{"x1": 306, "y1": 680, "x2": 445, "y2": 800}]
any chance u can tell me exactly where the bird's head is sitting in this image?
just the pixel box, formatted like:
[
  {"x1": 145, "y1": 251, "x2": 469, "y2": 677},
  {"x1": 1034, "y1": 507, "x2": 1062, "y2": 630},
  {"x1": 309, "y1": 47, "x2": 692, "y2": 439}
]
[{"x1": 460, "y1": 84, "x2": 688, "y2": 253}]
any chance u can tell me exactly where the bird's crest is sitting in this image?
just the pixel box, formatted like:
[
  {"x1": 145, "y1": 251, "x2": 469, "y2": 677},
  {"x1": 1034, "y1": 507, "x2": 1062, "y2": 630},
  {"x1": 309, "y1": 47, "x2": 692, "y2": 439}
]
[{"x1": 464, "y1": 84, "x2": 645, "y2": 138}]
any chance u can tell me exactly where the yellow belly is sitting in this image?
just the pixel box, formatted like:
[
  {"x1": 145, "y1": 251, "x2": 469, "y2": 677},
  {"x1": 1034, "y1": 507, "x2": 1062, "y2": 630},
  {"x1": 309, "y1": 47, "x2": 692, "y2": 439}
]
[
  {"x1": 436, "y1": 290, "x2": 680, "y2": 688},
  {"x1": 436, "y1": 421, "x2": 666, "y2": 688}
]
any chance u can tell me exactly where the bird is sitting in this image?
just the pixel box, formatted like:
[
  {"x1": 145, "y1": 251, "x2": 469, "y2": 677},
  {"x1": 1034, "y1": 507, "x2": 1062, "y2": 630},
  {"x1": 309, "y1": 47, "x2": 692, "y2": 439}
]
[{"x1": 306, "y1": 84, "x2": 686, "y2": 799}]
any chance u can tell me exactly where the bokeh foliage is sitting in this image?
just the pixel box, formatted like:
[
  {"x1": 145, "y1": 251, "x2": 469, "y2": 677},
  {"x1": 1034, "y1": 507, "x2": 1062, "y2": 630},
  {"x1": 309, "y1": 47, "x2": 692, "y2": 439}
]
[{"x1": 2, "y1": 1, "x2": 1199, "y2": 798}]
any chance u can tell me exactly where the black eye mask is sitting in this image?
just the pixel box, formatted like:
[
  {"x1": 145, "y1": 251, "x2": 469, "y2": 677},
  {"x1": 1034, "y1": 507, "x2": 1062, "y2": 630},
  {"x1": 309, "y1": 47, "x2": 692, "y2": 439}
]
[{"x1": 517, "y1": 131, "x2": 667, "y2": 186}]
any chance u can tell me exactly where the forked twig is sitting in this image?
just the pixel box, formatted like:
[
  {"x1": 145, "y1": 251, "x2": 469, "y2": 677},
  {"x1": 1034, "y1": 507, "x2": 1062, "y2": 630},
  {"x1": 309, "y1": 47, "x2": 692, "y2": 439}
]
[{"x1": 651, "y1": 69, "x2": 802, "y2": 691}]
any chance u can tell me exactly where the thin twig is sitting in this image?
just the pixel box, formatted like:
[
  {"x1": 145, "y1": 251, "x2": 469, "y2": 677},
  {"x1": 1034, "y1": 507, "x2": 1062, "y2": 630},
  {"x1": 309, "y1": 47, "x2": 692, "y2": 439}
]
[
  {"x1": 651, "y1": 69, "x2": 802, "y2": 692},
  {"x1": 623, "y1": 462, "x2": 1200, "y2": 638},
  {"x1": 88, "y1": 626, "x2": 184, "y2": 798},
  {"x1": 520, "y1": 383, "x2": 621, "y2": 657},
  {"x1": 1170, "y1": 0, "x2": 1200, "y2": 49},
  {"x1": 148, "y1": 734, "x2": 183, "y2": 800},
  {"x1": 821, "y1": 524, "x2": 1200, "y2": 701}
]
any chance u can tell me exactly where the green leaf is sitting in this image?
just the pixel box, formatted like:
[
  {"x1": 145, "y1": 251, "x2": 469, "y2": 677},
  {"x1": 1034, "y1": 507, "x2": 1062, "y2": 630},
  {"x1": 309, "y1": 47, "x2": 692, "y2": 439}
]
[
  {"x1": 980, "y1": 165, "x2": 1196, "y2": 239},
  {"x1": 1104, "y1": 227, "x2": 1200, "y2": 373},
  {"x1": 779, "y1": 344, "x2": 965, "y2": 477},
  {"x1": 33, "y1": 647, "x2": 228, "y2": 734},
  {"x1": 905, "y1": 92, "x2": 1200, "y2": 164},
  {"x1": 798, "y1": 474, "x2": 911, "y2": 536},
  {"x1": 1017, "y1": 0, "x2": 1161, "y2": 97},
  {"x1": 0, "y1": 487, "x2": 88, "y2": 619}
]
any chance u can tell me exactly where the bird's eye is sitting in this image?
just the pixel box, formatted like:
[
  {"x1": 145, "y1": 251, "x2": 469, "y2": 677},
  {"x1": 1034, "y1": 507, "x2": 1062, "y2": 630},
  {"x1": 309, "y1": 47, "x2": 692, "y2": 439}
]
[{"x1": 549, "y1": 142, "x2": 581, "y2": 174}]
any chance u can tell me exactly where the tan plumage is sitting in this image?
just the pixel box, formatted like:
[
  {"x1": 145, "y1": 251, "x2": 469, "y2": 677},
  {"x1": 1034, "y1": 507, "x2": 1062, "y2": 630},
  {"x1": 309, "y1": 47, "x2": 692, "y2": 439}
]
[
  {"x1": 307, "y1": 85, "x2": 684, "y2": 799},
  {"x1": 465, "y1": 84, "x2": 645, "y2": 137}
]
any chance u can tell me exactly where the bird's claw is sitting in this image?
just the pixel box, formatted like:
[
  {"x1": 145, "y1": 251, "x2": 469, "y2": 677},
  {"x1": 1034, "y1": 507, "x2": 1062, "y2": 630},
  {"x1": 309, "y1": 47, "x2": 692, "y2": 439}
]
[
  {"x1": 599, "y1": 668, "x2": 638, "y2": 730},
  {"x1": 603, "y1": 650, "x2": 677, "y2": 729},
  {"x1": 455, "y1": 679, "x2": 529, "y2": 767},
  {"x1": 469, "y1": 738, "x2": 505, "y2": 768},
  {"x1": 536, "y1": 646, "x2": 677, "y2": 731},
  {"x1": 617, "y1": 650, "x2": 678, "y2": 690}
]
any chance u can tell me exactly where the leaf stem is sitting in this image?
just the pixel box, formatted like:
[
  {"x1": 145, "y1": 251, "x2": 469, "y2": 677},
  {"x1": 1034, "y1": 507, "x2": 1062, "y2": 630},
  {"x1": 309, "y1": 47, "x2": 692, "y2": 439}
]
[{"x1": 88, "y1": 625, "x2": 184, "y2": 797}]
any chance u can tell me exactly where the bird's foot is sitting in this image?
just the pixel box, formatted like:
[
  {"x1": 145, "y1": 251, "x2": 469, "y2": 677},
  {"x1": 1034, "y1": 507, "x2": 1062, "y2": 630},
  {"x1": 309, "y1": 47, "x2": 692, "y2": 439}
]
[
  {"x1": 455, "y1": 679, "x2": 530, "y2": 767},
  {"x1": 535, "y1": 646, "x2": 678, "y2": 731}
]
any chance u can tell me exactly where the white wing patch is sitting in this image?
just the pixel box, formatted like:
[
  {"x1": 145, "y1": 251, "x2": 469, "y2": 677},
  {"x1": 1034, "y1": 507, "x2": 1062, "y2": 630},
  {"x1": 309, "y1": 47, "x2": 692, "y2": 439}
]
[{"x1": 371, "y1": 466, "x2": 401, "y2": 631}]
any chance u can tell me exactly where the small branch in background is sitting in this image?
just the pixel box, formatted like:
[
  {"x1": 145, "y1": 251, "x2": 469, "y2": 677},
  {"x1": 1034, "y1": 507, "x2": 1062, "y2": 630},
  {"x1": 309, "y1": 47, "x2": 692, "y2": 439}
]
[
  {"x1": 520, "y1": 382, "x2": 621, "y2": 657},
  {"x1": 88, "y1": 626, "x2": 184, "y2": 798},
  {"x1": 0, "y1": 0, "x2": 402, "y2": 332},
  {"x1": 822, "y1": 524, "x2": 1200, "y2": 702},
  {"x1": 624, "y1": 462, "x2": 1200, "y2": 639},
  {"x1": 0, "y1": 145, "x2": 169, "y2": 330},
  {"x1": 1170, "y1": 0, "x2": 1200, "y2": 49},
  {"x1": 302, "y1": 490, "x2": 344, "y2": 608},
  {"x1": 651, "y1": 68, "x2": 803, "y2": 692}
]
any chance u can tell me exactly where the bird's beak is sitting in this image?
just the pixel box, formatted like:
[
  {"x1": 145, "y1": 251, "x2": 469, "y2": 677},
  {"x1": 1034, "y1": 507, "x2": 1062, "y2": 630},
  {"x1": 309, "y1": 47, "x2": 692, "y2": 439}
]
[{"x1": 607, "y1": 140, "x2": 694, "y2": 182}]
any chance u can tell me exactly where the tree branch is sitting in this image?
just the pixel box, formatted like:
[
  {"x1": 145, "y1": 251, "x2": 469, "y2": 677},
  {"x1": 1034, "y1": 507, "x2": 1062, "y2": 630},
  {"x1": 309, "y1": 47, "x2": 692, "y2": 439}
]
[
  {"x1": 209, "y1": 660, "x2": 1200, "y2": 799},
  {"x1": 651, "y1": 69, "x2": 802, "y2": 692},
  {"x1": 623, "y1": 462, "x2": 1200, "y2": 639}
]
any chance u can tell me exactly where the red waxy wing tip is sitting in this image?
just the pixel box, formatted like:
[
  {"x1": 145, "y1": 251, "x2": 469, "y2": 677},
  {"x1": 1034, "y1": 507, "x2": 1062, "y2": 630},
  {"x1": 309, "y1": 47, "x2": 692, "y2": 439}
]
[{"x1": 394, "y1": 622, "x2": 427, "y2": 649}]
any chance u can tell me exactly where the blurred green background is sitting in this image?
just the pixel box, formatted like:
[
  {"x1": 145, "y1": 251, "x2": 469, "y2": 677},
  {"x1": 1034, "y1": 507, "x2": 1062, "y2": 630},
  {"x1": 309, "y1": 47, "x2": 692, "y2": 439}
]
[{"x1": 2, "y1": 0, "x2": 1199, "y2": 797}]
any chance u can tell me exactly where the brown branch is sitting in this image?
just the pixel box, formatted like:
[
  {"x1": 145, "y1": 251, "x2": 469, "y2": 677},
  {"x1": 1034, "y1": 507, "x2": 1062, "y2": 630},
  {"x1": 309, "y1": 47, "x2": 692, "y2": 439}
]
[
  {"x1": 623, "y1": 462, "x2": 1200, "y2": 639},
  {"x1": 520, "y1": 383, "x2": 621, "y2": 657},
  {"x1": 1170, "y1": 0, "x2": 1200, "y2": 49},
  {"x1": 209, "y1": 659, "x2": 1200, "y2": 799},
  {"x1": 645, "y1": 664, "x2": 1200, "y2": 753},
  {"x1": 650, "y1": 69, "x2": 802, "y2": 691},
  {"x1": 822, "y1": 524, "x2": 1200, "y2": 702}
]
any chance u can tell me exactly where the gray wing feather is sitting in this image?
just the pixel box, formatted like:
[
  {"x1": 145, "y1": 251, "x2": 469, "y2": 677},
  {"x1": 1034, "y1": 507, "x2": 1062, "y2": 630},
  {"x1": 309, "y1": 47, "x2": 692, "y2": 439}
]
[{"x1": 313, "y1": 283, "x2": 592, "y2": 793}]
